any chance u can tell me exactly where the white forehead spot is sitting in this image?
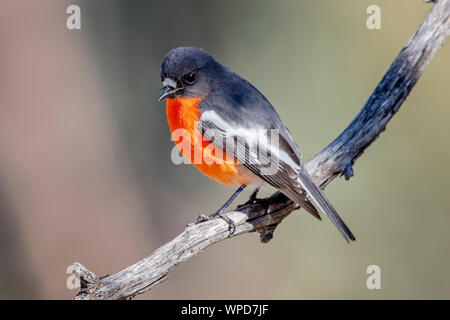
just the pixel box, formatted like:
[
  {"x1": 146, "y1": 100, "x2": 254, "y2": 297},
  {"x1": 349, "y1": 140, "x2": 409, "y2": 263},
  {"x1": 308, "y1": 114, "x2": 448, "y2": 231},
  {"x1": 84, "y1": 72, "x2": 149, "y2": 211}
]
[{"x1": 163, "y1": 78, "x2": 177, "y2": 88}]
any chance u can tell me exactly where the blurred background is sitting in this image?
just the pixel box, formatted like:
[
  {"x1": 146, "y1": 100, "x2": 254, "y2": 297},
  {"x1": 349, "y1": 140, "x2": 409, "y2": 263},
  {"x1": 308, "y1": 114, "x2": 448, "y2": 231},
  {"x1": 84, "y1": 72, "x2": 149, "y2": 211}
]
[{"x1": 0, "y1": 0, "x2": 449, "y2": 299}]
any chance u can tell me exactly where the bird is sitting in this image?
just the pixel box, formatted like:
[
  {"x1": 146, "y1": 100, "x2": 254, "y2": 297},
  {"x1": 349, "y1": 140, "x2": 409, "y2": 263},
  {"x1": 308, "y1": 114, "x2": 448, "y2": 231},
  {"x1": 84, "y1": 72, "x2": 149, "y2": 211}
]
[{"x1": 158, "y1": 47, "x2": 355, "y2": 243}]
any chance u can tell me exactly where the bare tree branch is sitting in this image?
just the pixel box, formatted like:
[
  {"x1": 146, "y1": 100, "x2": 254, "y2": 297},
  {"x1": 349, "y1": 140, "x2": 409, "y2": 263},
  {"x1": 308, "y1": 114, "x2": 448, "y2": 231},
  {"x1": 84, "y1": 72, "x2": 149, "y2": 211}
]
[{"x1": 73, "y1": 0, "x2": 450, "y2": 300}]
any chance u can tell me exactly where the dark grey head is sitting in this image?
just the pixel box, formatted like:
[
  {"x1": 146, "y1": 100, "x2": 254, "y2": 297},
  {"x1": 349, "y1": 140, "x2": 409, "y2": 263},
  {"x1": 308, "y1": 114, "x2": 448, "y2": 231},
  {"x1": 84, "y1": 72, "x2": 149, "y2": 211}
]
[{"x1": 158, "y1": 47, "x2": 222, "y2": 101}]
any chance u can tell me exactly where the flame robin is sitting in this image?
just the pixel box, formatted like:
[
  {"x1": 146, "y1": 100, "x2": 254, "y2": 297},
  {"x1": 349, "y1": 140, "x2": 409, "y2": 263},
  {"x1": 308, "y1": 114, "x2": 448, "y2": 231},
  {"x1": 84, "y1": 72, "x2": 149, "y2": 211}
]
[{"x1": 158, "y1": 47, "x2": 355, "y2": 242}]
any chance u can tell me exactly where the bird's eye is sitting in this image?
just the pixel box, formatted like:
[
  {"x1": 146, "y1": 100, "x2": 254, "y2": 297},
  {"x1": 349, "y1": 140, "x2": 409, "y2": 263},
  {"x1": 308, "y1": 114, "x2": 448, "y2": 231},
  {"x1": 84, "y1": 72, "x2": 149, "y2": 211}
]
[{"x1": 183, "y1": 72, "x2": 197, "y2": 85}]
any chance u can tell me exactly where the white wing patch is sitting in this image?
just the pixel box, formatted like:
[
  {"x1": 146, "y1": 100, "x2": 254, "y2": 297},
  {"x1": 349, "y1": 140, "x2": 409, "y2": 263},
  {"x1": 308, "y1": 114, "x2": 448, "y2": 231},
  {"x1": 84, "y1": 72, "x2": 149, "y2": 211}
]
[{"x1": 200, "y1": 110, "x2": 300, "y2": 171}]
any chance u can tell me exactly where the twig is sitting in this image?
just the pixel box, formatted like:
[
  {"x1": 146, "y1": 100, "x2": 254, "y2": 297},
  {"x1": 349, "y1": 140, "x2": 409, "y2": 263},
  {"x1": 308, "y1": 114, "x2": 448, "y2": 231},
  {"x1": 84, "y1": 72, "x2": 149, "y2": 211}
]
[{"x1": 73, "y1": 0, "x2": 449, "y2": 300}]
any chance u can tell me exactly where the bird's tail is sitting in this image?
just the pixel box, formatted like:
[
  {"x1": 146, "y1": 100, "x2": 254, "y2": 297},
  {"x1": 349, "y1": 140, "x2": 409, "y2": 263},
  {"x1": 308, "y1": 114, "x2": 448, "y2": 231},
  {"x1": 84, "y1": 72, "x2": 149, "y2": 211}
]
[{"x1": 297, "y1": 170, "x2": 356, "y2": 243}]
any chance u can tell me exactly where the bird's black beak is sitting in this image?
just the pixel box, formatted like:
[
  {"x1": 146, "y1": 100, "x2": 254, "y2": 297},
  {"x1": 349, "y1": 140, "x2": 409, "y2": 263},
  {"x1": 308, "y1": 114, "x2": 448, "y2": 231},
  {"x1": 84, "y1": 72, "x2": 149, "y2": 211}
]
[
  {"x1": 158, "y1": 78, "x2": 184, "y2": 102},
  {"x1": 158, "y1": 86, "x2": 177, "y2": 102}
]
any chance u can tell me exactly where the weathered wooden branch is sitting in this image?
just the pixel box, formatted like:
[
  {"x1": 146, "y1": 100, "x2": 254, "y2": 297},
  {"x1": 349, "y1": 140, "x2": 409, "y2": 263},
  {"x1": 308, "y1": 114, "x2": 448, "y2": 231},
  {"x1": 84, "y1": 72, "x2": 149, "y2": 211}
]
[{"x1": 73, "y1": 1, "x2": 449, "y2": 300}]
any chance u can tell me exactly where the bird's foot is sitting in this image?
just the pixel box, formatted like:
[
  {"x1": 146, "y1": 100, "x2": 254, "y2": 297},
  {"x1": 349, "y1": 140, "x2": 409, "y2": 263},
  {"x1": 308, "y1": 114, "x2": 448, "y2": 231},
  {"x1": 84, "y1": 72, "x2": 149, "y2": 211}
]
[
  {"x1": 241, "y1": 187, "x2": 260, "y2": 206},
  {"x1": 196, "y1": 211, "x2": 236, "y2": 235},
  {"x1": 243, "y1": 196, "x2": 259, "y2": 206}
]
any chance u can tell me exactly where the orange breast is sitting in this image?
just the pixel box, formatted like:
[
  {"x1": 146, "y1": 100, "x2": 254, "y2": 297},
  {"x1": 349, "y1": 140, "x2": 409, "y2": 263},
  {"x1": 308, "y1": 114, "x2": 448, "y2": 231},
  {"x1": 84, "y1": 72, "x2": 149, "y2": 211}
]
[{"x1": 166, "y1": 97, "x2": 256, "y2": 186}]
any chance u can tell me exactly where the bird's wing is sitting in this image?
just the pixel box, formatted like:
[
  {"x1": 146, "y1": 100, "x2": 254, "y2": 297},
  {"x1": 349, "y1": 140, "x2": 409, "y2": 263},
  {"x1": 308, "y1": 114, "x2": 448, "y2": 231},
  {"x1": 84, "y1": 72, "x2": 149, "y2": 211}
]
[{"x1": 198, "y1": 94, "x2": 355, "y2": 242}]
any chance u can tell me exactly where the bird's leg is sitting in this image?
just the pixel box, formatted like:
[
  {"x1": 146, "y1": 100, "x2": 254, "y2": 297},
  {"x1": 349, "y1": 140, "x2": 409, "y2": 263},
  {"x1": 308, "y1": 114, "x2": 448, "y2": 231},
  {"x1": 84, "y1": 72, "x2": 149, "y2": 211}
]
[
  {"x1": 196, "y1": 185, "x2": 246, "y2": 234},
  {"x1": 244, "y1": 186, "x2": 261, "y2": 205}
]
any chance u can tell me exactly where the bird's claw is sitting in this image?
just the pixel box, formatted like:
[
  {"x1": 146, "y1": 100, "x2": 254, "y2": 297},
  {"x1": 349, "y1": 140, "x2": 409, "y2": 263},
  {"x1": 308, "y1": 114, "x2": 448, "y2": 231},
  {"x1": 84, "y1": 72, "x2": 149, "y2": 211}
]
[
  {"x1": 195, "y1": 212, "x2": 236, "y2": 235},
  {"x1": 196, "y1": 214, "x2": 211, "y2": 224},
  {"x1": 220, "y1": 214, "x2": 237, "y2": 235},
  {"x1": 243, "y1": 197, "x2": 258, "y2": 206}
]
